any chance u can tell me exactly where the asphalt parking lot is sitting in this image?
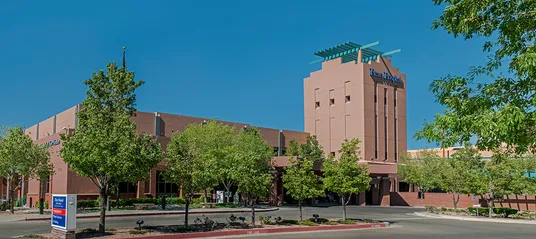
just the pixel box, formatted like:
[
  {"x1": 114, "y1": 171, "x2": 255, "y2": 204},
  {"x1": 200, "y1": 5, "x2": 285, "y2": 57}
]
[{"x1": 1, "y1": 206, "x2": 534, "y2": 239}]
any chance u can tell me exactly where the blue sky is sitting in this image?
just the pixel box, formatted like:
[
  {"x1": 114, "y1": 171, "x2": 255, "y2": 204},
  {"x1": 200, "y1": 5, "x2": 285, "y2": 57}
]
[{"x1": 0, "y1": 0, "x2": 488, "y2": 149}]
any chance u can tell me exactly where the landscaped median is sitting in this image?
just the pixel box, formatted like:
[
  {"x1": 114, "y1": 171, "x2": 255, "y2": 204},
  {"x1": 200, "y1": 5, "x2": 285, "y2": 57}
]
[
  {"x1": 23, "y1": 207, "x2": 279, "y2": 221},
  {"x1": 414, "y1": 206, "x2": 536, "y2": 224},
  {"x1": 23, "y1": 215, "x2": 390, "y2": 239}
]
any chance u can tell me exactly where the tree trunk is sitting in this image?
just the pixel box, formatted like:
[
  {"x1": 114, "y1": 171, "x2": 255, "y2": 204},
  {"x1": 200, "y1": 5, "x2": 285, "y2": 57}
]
[
  {"x1": 99, "y1": 187, "x2": 107, "y2": 234},
  {"x1": 342, "y1": 193, "x2": 346, "y2": 221},
  {"x1": 488, "y1": 198, "x2": 494, "y2": 218},
  {"x1": 299, "y1": 200, "x2": 303, "y2": 222},
  {"x1": 452, "y1": 193, "x2": 460, "y2": 210},
  {"x1": 185, "y1": 197, "x2": 190, "y2": 227},
  {"x1": 116, "y1": 185, "x2": 120, "y2": 209},
  {"x1": 39, "y1": 180, "x2": 44, "y2": 215},
  {"x1": 223, "y1": 181, "x2": 232, "y2": 203},
  {"x1": 251, "y1": 195, "x2": 256, "y2": 226},
  {"x1": 8, "y1": 179, "x2": 14, "y2": 214}
]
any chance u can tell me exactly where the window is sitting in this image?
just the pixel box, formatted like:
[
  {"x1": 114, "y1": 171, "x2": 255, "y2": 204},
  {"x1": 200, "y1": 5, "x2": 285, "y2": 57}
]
[
  {"x1": 330, "y1": 98, "x2": 335, "y2": 106},
  {"x1": 156, "y1": 171, "x2": 178, "y2": 195},
  {"x1": 45, "y1": 177, "x2": 50, "y2": 194},
  {"x1": 315, "y1": 101, "x2": 320, "y2": 109},
  {"x1": 345, "y1": 95, "x2": 351, "y2": 103},
  {"x1": 119, "y1": 182, "x2": 137, "y2": 194}
]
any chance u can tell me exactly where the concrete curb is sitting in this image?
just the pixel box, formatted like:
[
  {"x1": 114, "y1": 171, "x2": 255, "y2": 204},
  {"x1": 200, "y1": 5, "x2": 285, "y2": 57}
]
[
  {"x1": 414, "y1": 212, "x2": 536, "y2": 225},
  {"x1": 24, "y1": 208, "x2": 279, "y2": 222},
  {"x1": 124, "y1": 222, "x2": 388, "y2": 239}
]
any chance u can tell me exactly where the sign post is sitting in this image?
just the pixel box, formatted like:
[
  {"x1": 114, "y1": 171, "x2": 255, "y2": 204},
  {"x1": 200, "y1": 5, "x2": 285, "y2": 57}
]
[{"x1": 51, "y1": 194, "x2": 77, "y2": 239}]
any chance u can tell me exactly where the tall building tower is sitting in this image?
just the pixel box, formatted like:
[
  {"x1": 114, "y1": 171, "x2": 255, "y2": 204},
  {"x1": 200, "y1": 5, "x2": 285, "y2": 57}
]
[{"x1": 304, "y1": 41, "x2": 406, "y2": 205}]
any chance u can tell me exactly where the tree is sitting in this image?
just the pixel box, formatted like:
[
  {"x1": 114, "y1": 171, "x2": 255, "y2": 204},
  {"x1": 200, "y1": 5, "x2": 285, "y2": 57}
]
[
  {"x1": 34, "y1": 144, "x2": 54, "y2": 215},
  {"x1": 285, "y1": 139, "x2": 300, "y2": 157},
  {"x1": 61, "y1": 62, "x2": 162, "y2": 234},
  {"x1": 468, "y1": 153, "x2": 536, "y2": 217},
  {"x1": 417, "y1": 1, "x2": 536, "y2": 154},
  {"x1": 282, "y1": 156, "x2": 323, "y2": 222},
  {"x1": 0, "y1": 127, "x2": 52, "y2": 213},
  {"x1": 164, "y1": 120, "x2": 231, "y2": 227},
  {"x1": 439, "y1": 147, "x2": 482, "y2": 209},
  {"x1": 398, "y1": 150, "x2": 443, "y2": 193},
  {"x1": 233, "y1": 127, "x2": 273, "y2": 225},
  {"x1": 299, "y1": 136, "x2": 325, "y2": 162},
  {"x1": 323, "y1": 138, "x2": 371, "y2": 220}
]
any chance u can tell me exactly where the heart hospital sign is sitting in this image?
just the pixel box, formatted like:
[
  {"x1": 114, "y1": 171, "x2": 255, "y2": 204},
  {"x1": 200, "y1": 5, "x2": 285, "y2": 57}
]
[
  {"x1": 51, "y1": 194, "x2": 77, "y2": 231},
  {"x1": 369, "y1": 68, "x2": 402, "y2": 83}
]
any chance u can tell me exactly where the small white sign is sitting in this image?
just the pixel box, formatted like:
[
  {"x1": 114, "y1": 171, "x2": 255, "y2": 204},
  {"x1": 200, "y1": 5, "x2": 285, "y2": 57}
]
[
  {"x1": 472, "y1": 204, "x2": 481, "y2": 208},
  {"x1": 51, "y1": 194, "x2": 77, "y2": 231}
]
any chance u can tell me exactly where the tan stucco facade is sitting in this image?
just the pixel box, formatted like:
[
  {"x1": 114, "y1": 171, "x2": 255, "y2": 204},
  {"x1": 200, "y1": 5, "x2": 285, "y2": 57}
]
[{"x1": 304, "y1": 50, "x2": 406, "y2": 177}]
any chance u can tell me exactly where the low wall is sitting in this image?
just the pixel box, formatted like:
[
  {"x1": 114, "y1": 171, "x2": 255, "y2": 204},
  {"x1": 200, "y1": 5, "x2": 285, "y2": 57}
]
[
  {"x1": 391, "y1": 192, "x2": 481, "y2": 208},
  {"x1": 391, "y1": 192, "x2": 536, "y2": 211}
]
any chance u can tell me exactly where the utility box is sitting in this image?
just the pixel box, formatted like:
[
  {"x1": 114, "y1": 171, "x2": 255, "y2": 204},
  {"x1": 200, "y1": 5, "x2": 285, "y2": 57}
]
[{"x1": 51, "y1": 194, "x2": 77, "y2": 232}]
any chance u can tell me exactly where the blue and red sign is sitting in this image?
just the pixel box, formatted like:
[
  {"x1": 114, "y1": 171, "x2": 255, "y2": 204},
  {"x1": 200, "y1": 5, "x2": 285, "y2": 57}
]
[{"x1": 51, "y1": 195, "x2": 67, "y2": 229}]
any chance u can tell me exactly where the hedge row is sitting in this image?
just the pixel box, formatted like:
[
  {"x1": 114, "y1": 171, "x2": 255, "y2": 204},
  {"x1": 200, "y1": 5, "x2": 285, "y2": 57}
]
[{"x1": 467, "y1": 207, "x2": 518, "y2": 216}]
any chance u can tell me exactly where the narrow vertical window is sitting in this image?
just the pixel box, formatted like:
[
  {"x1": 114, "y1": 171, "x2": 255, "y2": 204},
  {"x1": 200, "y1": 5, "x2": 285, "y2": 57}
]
[
  {"x1": 384, "y1": 88, "x2": 387, "y2": 160},
  {"x1": 374, "y1": 83, "x2": 378, "y2": 159},
  {"x1": 394, "y1": 89, "x2": 398, "y2": 162}
]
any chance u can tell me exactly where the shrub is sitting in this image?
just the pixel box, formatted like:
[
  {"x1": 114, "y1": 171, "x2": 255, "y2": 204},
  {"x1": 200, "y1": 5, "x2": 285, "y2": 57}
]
[
  {"x1": 493, "y1": 207, "x2": 518, "y2": 217},
  {"x1": 0, "y1": 202, "x2": 8, "y2": 211},
  {"x1": 337, "y1": 219, "x2": 356, "y2": 224},
  {"x1": 80, "y1": 228, "x2": 98, "y2": 234},
  {"x1": 129, "y1": 230, "x2": 150, "y2": 235},
  {"x1": 440, "y1": 207, "x2": 447, "y2": 211},
  {"x1": 299, "y1": 220, "x2": 318, "y2": 226},
  {"x1": 259, "y1": 215, "x2": 272, "y2": 225},
  {"x1": 274, "y1": 216, "x2": 282, "y2": 224},
  {"x1": 467, "y1": 207, "x2": 489, "y2": 216},
  {"x1": 280, "y1": 219, "x2": 299, "y2": 225},
  {"x1": 467, "y1": 207, "x2": 518, "y2": 217},
  {"x1": 326, "y1": 221, "x2": 339, "y2": 225},
  {"x1": 77, "y1": 200, "x2": 97, "y2": 209},
  {"x1": 228, "y1": 214, "x2": 237, "y2": 223},
  {"x1": 307, "y1": 217, "x2": 329, "y2": 224},
  {"x1": 425, "y1": 206, "x2": 438, "y2": 213}
]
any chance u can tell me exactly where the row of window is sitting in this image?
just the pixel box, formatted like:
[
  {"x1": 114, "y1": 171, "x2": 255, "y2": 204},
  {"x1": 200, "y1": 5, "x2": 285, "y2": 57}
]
[{"x1": 315, "y1": 95, "x2": 351, "y2": 109}]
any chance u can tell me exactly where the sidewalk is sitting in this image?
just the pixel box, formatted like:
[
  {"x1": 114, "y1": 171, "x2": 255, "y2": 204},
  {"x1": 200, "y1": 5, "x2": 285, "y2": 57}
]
[
  {"x1": 414, "y1": 212, "x2": 536, "y2": 225},
  {"x1": 0, "y1": 207, "x2": 278, "y2": 223}
]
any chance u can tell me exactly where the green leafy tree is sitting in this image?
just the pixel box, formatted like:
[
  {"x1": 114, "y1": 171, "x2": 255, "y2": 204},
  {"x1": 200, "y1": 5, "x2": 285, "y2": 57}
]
[
  {"x1": 418, "y1": 1, "x2": 536, "y2": 154},
  {"x1": 282, "y1": 156, "x2": 323, "y2": 222},
  {"x1": 439, "y1": 147, "x2": 482, "y2": 209},
  {"x1": 35, "y1": 144, "x2": 54, "y2": 215},
  {"x1": 164, "y1": 120, "x2": 231, "y2": 226},
  {"x1": 398, "y1": 150, "x2": 443, "y2": 193},
  {"x1": 468, "y1": 153, "x2": 536, "y2": 217},
  {"x1": 299, "y1": 135, "x2": 325, "y2": 162},
  {"x1": 285, "y1": 139, "x2": 300, "y2": 157},
  {"x1": 233, "y1": 127, "x2": 273, "y2": 225},
  {"x1": 0, "y1": 126, "x2": 52, "y2": 213},
  {"x1": 60, "y1": 63, "x2": 162, "y2": 234},
  {"x1": 323, "y1": 138, "x2": 371, "y2": 220}
]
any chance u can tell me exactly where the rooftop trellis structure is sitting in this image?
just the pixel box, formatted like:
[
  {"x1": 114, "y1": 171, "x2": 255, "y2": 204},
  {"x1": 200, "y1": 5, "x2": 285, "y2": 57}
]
[{"x1": 310, "y1": 41, "x2": 401, "y2": 64}]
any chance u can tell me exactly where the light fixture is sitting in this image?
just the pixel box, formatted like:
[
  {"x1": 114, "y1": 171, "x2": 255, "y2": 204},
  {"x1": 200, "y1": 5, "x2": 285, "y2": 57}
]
[{"x1": 136, "y1": 220, "x2": 144, "y2": 230}]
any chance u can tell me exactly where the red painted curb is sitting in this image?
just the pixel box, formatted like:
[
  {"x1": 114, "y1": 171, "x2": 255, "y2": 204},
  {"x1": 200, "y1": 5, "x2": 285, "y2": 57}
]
[
  {"x1": 128, "y1": 223, "x2": 387, "y2": 239},
  {"x1": 24, "y1": 208, "x2": 278, "y2": 221}
]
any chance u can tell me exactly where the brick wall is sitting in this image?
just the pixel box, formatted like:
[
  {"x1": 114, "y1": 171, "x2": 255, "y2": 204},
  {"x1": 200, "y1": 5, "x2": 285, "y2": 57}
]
[
  {"x1": 390, "y1": 192, "x2": 483, "y2": 208},
  {"x1": 391, "y1": 192, "x2": 536, "y2": 211}
]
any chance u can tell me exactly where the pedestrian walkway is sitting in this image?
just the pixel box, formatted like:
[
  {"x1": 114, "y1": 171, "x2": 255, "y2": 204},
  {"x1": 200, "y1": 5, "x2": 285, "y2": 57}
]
[{"x1": 0, "y1": 207, "x2": 278, "y2": 223}]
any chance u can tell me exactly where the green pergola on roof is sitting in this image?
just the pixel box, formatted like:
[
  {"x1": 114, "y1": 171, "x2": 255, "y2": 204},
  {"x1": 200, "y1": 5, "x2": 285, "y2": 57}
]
[{"x1": 311, "y1": 41, "x2": 400, "y2": 64}]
